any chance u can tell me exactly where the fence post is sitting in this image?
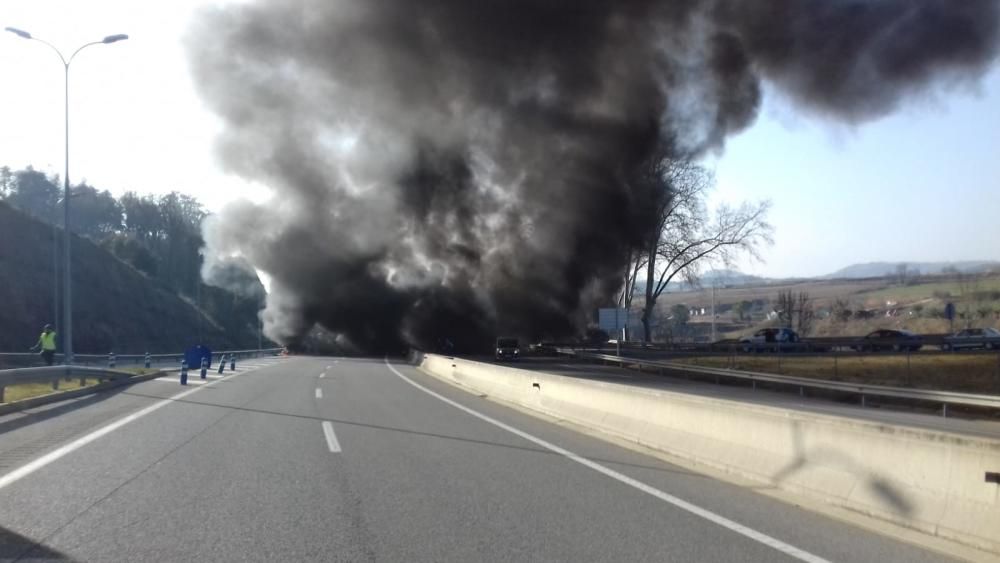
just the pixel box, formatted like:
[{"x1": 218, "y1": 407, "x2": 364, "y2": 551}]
[
  {"x1": 200, "y1": 357, "x2": 208, "y2": 380},
  {"x1": 218, "y1": 354, "x2": 226, "y2": 374},
  {"x1": 51, "y1": 378, "x2": 59, "y2": 390},
  {"x1": 180, "y1": 360, "x2": 188, "y2": 386},
  {"x1": 108, "y1": 352, "x2": 116, "y2": 369},
  {"x1": 144, "y1": 352, "x2": 151, "y2": 369},
  {"x1": 906, "y1": 348, "x2": 912, "y2": 386}
]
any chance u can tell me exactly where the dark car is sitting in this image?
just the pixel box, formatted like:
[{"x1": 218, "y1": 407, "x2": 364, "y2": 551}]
[
  {"x1": 853, "y1": 329, "x2": 922, "y2": 352},
  {"x1": 942, "y1": 327, "x2": 1000, "y2": 351},
  {"x1": 495, "y1": 337, "x2": 520, "y2": 361},
  {"x1": 740, "y1": 328, "x2": 799, "y2": 353}
]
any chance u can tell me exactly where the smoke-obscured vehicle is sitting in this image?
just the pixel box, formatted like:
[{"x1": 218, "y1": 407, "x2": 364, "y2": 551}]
[
  {"x1": 942, "y1": 327, "x2": 1000, "y2": 351},
  {"x1": 495, "y1": 337, "x2": 520, "y2": 361},
  {"x1": 853, "y1": 329, "x2": 923, "y2": 352},
  {"x1": 740, "y1": 328, "x2": 800, "y2": 352}
]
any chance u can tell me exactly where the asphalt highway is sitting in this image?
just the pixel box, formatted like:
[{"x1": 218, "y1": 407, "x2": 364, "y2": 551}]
[{"x1": 0, "y1": 356, "x2": 968, "y2": 561}]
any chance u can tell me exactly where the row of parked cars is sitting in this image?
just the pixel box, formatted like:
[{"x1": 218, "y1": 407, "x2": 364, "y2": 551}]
[{"x1": 738, "y1": 327, "x2": 1000, "y2": 353}]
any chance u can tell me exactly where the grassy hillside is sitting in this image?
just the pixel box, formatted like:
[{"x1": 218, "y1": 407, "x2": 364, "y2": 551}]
[
  {"x1": 649, "y1": 272, "x2": 1000, "y2": 341},
  {"x1": 0, "y1": 202, "x2": 261, "y2": 354}
]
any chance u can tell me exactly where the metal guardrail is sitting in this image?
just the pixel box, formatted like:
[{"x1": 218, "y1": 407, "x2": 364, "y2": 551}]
[
  {"x1": 548, "y1": 335, "x2": 1000, "y2": 356},
  {"x1": 0, "y1": 348, "x2": 283, "y2": 401},
  {"x1": 556, "y1": 348, "x2": 1000, "y2": 417},
  {"x1": 0, "y1": 365, "x2": 146, "y2": 403},
  {"x1": 0, "y1": 348, "x2": 283, "y2": 369}
]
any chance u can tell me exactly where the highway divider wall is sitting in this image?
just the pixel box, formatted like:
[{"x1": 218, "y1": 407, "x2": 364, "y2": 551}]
[{"x1": 414, "y1": 352, "x2": 1000, "y2": 554}]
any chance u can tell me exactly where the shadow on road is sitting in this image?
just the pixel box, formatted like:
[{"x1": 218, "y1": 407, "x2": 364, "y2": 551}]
[{"x1": 0, "y1": 525, "x2": 74, "y2": 561}]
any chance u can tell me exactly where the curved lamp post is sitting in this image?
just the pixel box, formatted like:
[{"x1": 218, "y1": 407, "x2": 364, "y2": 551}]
[{"x1": 5, "y1": 27, "x2": 128, "y2": 364}]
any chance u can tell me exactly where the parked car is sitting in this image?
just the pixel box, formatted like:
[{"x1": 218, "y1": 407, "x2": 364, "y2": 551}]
[
  {"x1": 495, "y1": 337, "x2": 520, "y2": 361},
  {"x1": 942, "y1": 327, "x2": 1000, "y2": 351},
  {"x1": 853, "y1": 329, "x2": 922, "y2": 352},
  {"x1": 740, "y1": 328, "x2": 799, "y2": 353}
]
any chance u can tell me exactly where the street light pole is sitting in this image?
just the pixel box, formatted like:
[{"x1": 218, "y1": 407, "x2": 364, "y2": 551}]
[{"x1": 5, "y1": 28, "x2": 127, "y2": 364}]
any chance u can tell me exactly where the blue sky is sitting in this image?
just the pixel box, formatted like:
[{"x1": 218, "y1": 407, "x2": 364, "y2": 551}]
[
  {"x1": 2, "y1": 1, "x2": 998, "y2": 279},
  {"x1": 708, "y1": 67, "x2": 1000, "y2": 278}
]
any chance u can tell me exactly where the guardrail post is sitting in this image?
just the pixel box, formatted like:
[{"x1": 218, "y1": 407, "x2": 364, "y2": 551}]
[
  {"x1": 0, "y1": 386, "x2": 4, "y2": 402},
  {"x1": 833, "y1": 354, "x2": 839, "y2": 380},
  {"x1": 218, "y1": 354, "x2": 226, "y2": 374},
  {"x1": 861, "y1": 394, "x2": 866, "y2": 408},
  {"x1": 180, "y1": 360, "x2": 189, "y2": 385},
  {"x1": 906, "y1": 348, "x2": 912, "y2": 386},
  {"x1": 108, "y1": 352, "x2": 116, "y2": 369},
  {"x1": 144, "y1": 352, "x2": 151, "y2": 369},
  {"x1": 51, "y1": 378, "x2": 59, "y2": 390},
  {"x1": 942, "y1": 403, "x2": 948, "y2": 418},
  {"x1": 200, "y1": 357, "x2": 208, "y2": 380},
  {"x1": 230, "y1": 355, "x2": 236, "y2": 371}
]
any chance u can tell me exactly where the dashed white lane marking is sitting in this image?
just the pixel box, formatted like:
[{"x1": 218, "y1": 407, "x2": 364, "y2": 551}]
[
  {"x1": 319, "y1": 373, "x2": 326, "y2": 379},
  {"x1": 315, "y1": 388, "x2": 323, "y2": 399},
  {"x1": 0, "y1": 366, "x2": 250, "y2": 491},
  {"x1": 321, "y1": 421, "x2": 342, "y2": 453},
  {"x1": 383, "y1": 358, "x2": 830, "y2": 563}
]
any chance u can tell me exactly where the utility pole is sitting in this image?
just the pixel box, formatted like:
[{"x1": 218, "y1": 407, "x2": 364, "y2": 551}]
[{"x1": 711, "y1": 284, "x2": 717, "y2": 343}]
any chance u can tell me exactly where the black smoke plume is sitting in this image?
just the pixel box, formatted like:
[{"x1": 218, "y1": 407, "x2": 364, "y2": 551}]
[{"x1": 188, "y1": 0, "x2": 999, "y2": 353}]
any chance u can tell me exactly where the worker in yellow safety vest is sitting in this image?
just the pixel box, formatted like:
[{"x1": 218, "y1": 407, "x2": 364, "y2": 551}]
[{"x1": 30, "y1": 324, "x2": 58, "y2": 366}]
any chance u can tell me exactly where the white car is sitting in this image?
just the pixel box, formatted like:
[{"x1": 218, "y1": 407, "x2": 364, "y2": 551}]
[{"x1": 942, "y1": 327, "x2": 1000, "y2": 350}]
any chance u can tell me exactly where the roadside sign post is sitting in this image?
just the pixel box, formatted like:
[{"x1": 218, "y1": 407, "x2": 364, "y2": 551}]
[{"x1": 945, "y1": 302, "x2": 956, "y2": 334}]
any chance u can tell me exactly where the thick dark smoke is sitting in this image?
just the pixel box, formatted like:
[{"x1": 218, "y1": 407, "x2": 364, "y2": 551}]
[{"x1": 188, "y1": 0, "x2": 999, "y2": 353}]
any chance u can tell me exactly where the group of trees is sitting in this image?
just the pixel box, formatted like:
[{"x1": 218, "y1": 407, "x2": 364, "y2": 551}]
[
  {"x1": 618, "y1": 148, "x2": 773, "y2": 342},
  {"x1": 1, "y1": 165, "x2": 207, "y2": 297}
]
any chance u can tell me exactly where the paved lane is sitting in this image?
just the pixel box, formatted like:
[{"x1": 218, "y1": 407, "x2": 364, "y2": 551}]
[{"x1": 0, "y1": 356, "x2": 966, "y2": 561}]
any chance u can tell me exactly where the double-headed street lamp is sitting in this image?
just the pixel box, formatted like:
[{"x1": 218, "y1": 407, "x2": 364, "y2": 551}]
[{"x1": 5, "y1": 27, "x2": 127, "y2": 364}]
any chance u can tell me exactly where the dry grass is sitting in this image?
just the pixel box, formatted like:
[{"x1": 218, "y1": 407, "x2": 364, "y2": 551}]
[
  {"x1": 1, "y1": 377, "x2": 101, "y2": 403},
  {"x1": 672, "y1": 353, "x2": 1000, "y2": 394},
  {"x1": 0, "y1": 367, "x2": 160, "y2": 404}
]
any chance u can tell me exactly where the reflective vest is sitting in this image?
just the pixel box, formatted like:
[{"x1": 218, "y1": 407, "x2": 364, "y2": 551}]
[{"x1": 39, "y1": 331, "x2": 57, "y2": 351}]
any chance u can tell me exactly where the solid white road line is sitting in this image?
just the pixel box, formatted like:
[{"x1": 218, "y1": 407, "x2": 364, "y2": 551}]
[
  {"x1": 383, "y1": 358, "x2": 829, "y2": 563},
  {"x1": 321, "y1": 421, "x2": 342, "y2": 453},
  {"x1": 0, "y1": 367, "x2": 249, "y2": 492},
  {"x1": 315, "y1": 388, "x2": 323, "y2": 399}
]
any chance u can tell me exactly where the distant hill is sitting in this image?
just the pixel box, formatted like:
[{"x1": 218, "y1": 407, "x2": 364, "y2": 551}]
[
  {"x1": 824, "y1": 261, "x2": 1000, "y2": 279},
  {"x1": 0, "y1": 202, "x2": 263, "y2": 354}
]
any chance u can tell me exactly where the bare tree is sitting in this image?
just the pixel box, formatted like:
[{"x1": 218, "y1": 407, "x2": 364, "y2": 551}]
[
  {"x1": 795, "y1": 292, "x2": 815, "y2": 336},
  {"x1": 895, "y1": 263, "x2": 910, "y2": 285},
  {"x1": 620, "y1": 153, "x2": 773, "y2": 342},
  {"x1": 775, "y1": 290, "x2": 813, "y2": 334},
  {"x1": 832, "y1": 298, "x2": 852, "y2": 323},
  {"x1": 776, "y1": 290, "x2": 795, "y2": 328}
]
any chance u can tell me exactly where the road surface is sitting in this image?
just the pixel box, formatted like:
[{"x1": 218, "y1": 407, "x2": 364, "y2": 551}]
[{"x1": 0, "y1": 356, "x2": 966, "y2": 561}]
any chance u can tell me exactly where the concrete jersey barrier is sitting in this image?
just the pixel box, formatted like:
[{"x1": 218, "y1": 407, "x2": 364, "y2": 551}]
[{"x1": 415, "y1": 353, "x2": 1000, "y2": 554}]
